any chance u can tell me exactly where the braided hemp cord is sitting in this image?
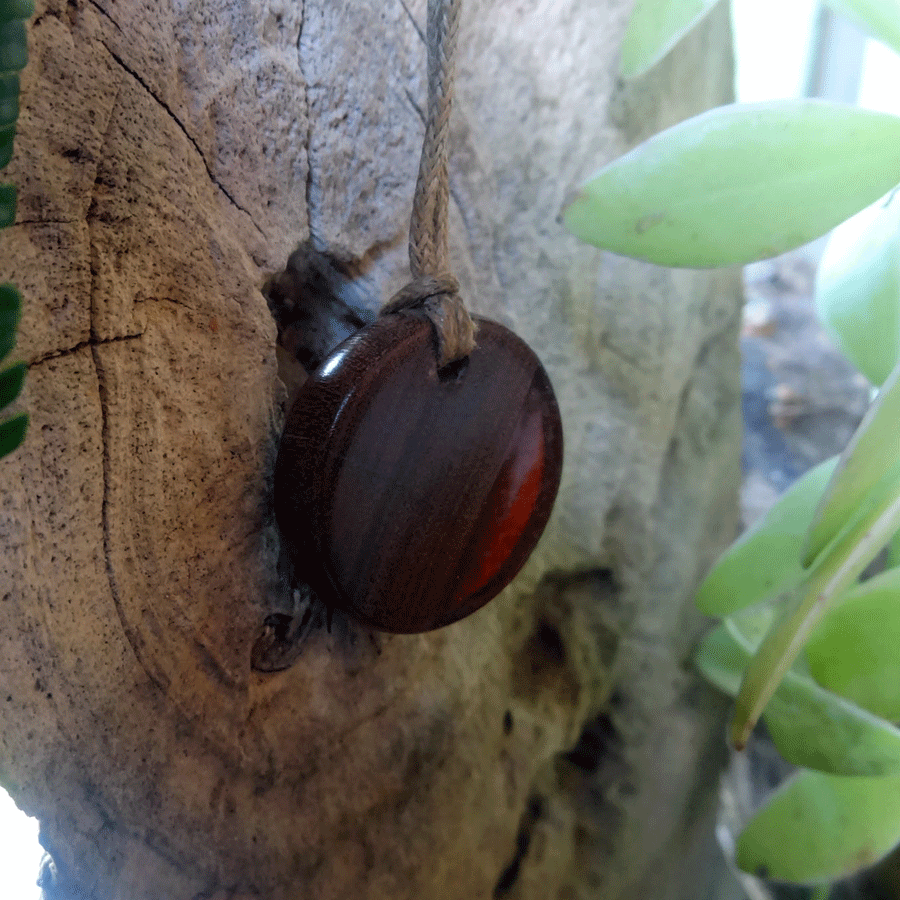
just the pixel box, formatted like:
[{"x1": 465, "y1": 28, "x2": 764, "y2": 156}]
[{"x1": 381, "y1": 0, "x2": 476, "y2": 367}]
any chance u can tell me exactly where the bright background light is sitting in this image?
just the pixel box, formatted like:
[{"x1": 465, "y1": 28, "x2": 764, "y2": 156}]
[
  {"x1": 859, "y1": 36, "x2": 900, "y2": 113},
  {"x1": 0, "y1": 786, "x2": 42, "y2": 898},
  {"x1": 733, "y1": 0, "x2": 900, "y2": 115},
  {"x1": 732, "y1": 0, "x2": 819, "y2": 100}
]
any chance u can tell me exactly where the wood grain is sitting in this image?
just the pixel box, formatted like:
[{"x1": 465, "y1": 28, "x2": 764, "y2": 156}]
[{"x1": 274, "y1": 313, "x2": 563, "y2": 633}]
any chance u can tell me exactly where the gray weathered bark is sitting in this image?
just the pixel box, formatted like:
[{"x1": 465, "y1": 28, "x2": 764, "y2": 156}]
[{"x1": 0, "y1": 1, "x2": 741, "y2": 898}]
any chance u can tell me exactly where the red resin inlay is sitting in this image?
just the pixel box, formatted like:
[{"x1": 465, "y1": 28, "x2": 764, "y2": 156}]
[{"x1": 456, "y1": 400, "x2": 546, "y2": 600}]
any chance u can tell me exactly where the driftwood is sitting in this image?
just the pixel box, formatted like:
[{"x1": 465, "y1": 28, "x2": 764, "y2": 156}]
[{"x1": 0, "y1": 1, "x2": 741, "y2": 897}]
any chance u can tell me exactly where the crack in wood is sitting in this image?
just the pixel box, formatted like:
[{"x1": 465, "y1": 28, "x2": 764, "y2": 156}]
[
  {"x1": 90, "y1": 339, "x2": 173, "y2": 704},
  {"x1": 296, "y1": 0, "x2": 321, "y2": 248},
  {"x1": 404, "y1": 86, "x2": 426, "y2": 125},
  {"x1": 76, "y1": 72, "x2": 174, "y2": 705},
  {"x1": 28, "y1": 332, "x2": 145, "y2": 367},
  {"x1": 99, "y1": 42, "x2": 265, "y2": 238},
  {"x1": 493, "y1": 795, "x2": 545, "y2": 898},
  {"x1": 6, "y1": 219, "x2": 79, "y2": 228},
  {"x1": 87, "y1": 0, "x2": 124, "y2": 33},
  {"x1": 397, "y1": 0, "x2": 426, "y2": 45},
  {"x1": 24, "y1": 68, "x2": 134, "y2": 369}
]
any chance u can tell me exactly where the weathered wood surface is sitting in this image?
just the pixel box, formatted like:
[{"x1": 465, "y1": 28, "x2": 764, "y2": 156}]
[{"x1": 0, "y1": 1, "x2": 741, "y2": 897}]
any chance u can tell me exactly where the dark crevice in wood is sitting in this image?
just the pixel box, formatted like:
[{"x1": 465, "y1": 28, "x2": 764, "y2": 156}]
[
  {"x1": 493, "y1": 795, "x2": 545, "y2": 898},
  {"x1": 250, "y1": 580, "x2": 323, "y2": 673},
  {"x1": 263, "y1": 241, "x2": 375, "y2": 373},
  {"x1": 561, "y1": 711, "x2": 620, "y2": 775},
  {"x1": 250, "y1": 604, "x2": 316, "y2": 673}
]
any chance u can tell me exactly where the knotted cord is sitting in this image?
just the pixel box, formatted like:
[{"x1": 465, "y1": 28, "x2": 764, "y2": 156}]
[{"x1": 381, "y1": 0, "x2": 476, "y2": 367}]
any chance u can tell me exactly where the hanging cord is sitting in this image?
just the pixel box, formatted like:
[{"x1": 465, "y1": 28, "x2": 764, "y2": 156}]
[{"x1": 381, "y1": 0, "x2": 477, "y2": 367}]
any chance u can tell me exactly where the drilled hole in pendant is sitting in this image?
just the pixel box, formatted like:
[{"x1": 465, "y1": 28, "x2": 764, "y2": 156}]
[{"x1": 437, "y1": 354, "x2": 470, "y2": 383}]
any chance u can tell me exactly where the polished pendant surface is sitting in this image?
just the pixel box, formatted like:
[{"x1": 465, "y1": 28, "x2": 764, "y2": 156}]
[{"x1": 274, "y1": 313, "x2": 563, "y2": 634}]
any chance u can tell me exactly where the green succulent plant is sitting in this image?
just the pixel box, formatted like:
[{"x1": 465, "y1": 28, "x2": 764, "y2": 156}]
[
  {"x1": 0, "y1": 0, "x2": 31, "y2": 458},
  {"x1": 564, "y1": 0, "x2": 900, "y2": 890}
]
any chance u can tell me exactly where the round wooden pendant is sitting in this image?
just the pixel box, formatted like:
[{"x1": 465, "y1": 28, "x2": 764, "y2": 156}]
[{"x1": 273, "y1": 312, "x2": 563, "y2": 634}]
